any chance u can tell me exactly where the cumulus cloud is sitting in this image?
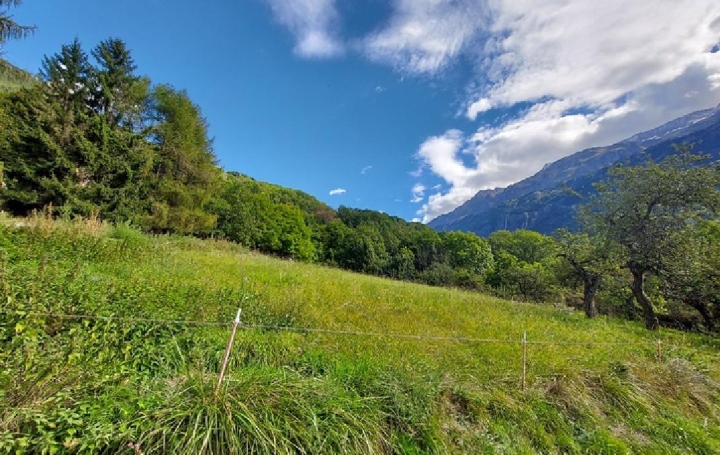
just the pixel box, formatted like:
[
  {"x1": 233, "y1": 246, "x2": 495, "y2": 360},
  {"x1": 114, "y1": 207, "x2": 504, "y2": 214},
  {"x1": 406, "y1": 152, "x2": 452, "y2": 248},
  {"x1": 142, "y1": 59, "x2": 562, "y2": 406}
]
[
  {"x1": 265, "y1": 0, "x2": 344, "y2": 58},
  {"x1": 329, "y1": 188, "x2": 346, "y2": 195},
  {"x1": 414, "y1": 130, "x2": 481, "y2": 221}
]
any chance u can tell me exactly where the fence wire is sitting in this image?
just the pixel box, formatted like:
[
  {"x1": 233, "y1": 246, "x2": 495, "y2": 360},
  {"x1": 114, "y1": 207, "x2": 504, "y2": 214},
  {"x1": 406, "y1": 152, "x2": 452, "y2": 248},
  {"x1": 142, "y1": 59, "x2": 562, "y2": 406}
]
[{"x1": 0, "y1": 310, "x2": 662, "y2": 347}]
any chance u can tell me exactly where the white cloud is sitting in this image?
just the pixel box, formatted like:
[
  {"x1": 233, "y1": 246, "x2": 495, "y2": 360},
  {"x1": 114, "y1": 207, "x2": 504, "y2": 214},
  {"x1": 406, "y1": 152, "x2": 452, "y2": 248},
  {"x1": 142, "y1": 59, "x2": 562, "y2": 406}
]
[
  {"x1": 329, "y1": 188, "x2": 346, "y2": 195},
  {"x1": 420, "y1": 186, "x2": 478, "y2": 223},
  {"x1": 374, "y1": 86, "x2": 386, "y2": 93},
  {"x1": 361, "y1": 165, "x2": 373, "y2": 174},
  {"x1": 416, "y1": 130, "x2": 470, "y2": 186},
  {"x1": 403, "y1": 0, "x2": 720, "y2": 222},
  {"x1": 410, "y1": 182, "x2": 426, "y2": 203},
  {"x1": 362, "y1": 0, "x2": 489, "y2": 74},
  {"x1": 472, "y1": 1, "x2": 720, "y2": 110},
  {"x1": 408, "y1": 166, "x2": 423, "y2": 178},
  {"x1": 265, "y1": 0, "x2": 344, "y2": 58},
  {"x1": 467, "y1": 98, "x2": 492, "y2": 120},
  {"x1": 414, "y1": 130, "x2": 483, "y2": 221}
]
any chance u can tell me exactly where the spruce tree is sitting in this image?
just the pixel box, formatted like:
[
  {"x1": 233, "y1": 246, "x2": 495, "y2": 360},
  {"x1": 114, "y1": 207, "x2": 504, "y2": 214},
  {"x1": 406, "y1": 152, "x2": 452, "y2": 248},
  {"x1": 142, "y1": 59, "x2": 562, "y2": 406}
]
[
  {"x1": 0, "y1": 0, "x2": 34, "y2": 48},
  {"x1": 91, "y1": 38, "x2": 147, "y2": 128}
]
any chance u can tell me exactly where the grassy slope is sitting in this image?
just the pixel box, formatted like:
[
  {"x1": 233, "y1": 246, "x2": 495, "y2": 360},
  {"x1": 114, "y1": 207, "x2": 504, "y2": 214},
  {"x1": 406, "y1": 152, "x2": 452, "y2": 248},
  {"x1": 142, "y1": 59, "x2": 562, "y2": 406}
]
[
  {"x1": 1, "y1": 216, "x2": 719, "y2": 453},
  {"x1": 0, "y1": 59, "x2": 35, "y2": 93}
]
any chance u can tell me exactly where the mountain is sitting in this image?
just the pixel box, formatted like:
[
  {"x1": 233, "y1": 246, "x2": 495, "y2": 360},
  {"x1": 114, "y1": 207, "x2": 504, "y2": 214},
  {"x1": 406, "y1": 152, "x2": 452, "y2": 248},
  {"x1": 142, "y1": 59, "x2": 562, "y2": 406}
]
[{"x1": 429, "y1": 104, "x2": 720, "y2": 236}]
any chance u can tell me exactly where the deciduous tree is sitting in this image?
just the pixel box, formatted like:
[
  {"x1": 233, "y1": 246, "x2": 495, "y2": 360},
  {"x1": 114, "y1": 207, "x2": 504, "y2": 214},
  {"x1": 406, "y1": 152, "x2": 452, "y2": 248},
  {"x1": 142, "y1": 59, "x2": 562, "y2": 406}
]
[
  {"x1": 581, "y1": 145, "x2": 720, "y2": 330},
  {"x1": 554, "y1": 229, "x2": 620, "y2": 318}
]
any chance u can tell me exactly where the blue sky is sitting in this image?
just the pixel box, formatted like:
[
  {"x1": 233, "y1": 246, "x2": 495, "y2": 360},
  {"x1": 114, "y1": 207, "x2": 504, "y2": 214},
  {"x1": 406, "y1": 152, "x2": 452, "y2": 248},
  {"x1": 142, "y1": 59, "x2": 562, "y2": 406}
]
[{"x1": 5, "y1": 0, "x2": 720, "y2": 222}]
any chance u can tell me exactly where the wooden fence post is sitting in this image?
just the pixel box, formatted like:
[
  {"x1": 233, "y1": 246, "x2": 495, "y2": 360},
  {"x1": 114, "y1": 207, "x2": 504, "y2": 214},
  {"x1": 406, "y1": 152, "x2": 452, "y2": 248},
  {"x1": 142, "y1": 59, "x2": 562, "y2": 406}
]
[
  {"x1": 216, "y1": 307, "x2": 242, "y2": 393},
  {"x1": 521, "y1": 331, "x2": 527, "y2": 392}
]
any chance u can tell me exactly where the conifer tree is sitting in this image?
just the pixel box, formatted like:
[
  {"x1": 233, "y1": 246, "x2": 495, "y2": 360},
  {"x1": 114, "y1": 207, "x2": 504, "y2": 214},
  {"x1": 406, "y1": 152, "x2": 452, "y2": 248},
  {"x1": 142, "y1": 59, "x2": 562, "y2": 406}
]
[
  {"x1": 0, "y1": 0, "x2": 34, "y2": 48},
  {"x1": 40, "y1": 38, "x2": 93, "y2": 138},
  {"x1": 91, "y1": 38, "x2": 148, "y2": 128}
]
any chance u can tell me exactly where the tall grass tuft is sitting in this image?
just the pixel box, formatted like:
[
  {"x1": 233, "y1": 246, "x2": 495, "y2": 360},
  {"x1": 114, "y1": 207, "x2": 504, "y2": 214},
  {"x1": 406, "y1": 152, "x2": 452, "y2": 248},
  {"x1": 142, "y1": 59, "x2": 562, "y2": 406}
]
[{"x1": 134, "y1": 368, "x2": 389, "y2": 454}]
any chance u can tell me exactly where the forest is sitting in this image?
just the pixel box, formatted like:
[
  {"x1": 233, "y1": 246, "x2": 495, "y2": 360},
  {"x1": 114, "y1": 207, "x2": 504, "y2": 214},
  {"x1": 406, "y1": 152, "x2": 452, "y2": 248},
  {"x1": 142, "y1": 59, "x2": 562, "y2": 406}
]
[{"x1": 1, "y1": 27, "x2": 720, "y2": 333}]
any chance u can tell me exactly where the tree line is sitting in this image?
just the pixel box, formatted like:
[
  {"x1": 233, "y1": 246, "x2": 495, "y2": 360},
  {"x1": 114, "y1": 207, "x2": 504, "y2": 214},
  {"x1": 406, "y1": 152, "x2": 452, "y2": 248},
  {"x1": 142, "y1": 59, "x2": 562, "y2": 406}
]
[{"x1": 2, "y1": 29, "x2": 720, "y2": 332}]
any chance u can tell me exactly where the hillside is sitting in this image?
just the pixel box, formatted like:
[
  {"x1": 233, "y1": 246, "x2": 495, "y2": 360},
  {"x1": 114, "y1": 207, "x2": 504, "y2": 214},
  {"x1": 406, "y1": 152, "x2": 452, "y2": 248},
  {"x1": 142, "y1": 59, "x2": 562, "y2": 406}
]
[
  {"x1": 430, "y1": 105, "x2": 720, "y2": 235},
  {"x1": 1, "y1": 216, "x2": 719, "y2": 453},
  {"x1": 0, "y1": 59, "x2": 35, "y2": 92}
]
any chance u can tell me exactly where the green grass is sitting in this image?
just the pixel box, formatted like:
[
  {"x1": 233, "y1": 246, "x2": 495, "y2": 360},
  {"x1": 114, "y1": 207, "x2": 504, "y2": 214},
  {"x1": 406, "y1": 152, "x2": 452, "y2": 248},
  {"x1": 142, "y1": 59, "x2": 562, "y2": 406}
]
[
  {"x1": 1, "y1": 215, "x2": 719, "y2": 453},
  {"x1": 0, "y1": 59, "x2": 36, "y2": 93}
]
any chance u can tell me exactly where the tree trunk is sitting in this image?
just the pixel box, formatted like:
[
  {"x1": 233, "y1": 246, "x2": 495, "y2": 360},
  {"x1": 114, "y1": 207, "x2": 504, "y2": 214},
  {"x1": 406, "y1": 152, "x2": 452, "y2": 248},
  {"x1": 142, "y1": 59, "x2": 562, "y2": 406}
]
[
  {"x1": 583, "y1": 274, "x2": 601, "y2": 319},
  {"x1": 686, "y1": 296, "x2": 715, "y2": 332},
  {"x1": 559, "y1": 254, "x2": 601, "y2": 319},
  {"x1": 629, "y1": 266, "x2": 659, "y2": 330}
]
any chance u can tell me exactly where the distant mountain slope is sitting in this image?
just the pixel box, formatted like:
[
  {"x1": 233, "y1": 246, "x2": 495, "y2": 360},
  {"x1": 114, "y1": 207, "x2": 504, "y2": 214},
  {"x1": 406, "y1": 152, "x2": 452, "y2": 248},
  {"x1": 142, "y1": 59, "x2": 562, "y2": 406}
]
[
  {"x1": 0, "y1": 58, "x2": 36, "y2": 92},
  {"x1": 430, "y1": 105, "x2": 720, "y2": 236}
]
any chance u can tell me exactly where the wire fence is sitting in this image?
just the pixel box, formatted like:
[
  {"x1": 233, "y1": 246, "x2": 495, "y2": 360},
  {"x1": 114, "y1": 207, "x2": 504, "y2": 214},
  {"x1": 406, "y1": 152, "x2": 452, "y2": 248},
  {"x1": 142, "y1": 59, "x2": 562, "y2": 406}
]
[
  {"x1": 2, "y1": 310, "x2": 658, "y2": 346},
  {"x1": 0, "y1": 308, "x2": 698, "y2": 390}
]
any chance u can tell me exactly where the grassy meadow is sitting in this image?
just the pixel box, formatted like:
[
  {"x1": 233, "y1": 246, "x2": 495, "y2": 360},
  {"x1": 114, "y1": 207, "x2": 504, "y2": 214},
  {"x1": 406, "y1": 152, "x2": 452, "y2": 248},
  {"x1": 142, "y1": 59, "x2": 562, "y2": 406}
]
[
  {"x1": 1, "y1": 215, "x2": 719, "y2": 453},
  {"x1": 0, "y1": 60, "x2": 36, "y2": 93}
]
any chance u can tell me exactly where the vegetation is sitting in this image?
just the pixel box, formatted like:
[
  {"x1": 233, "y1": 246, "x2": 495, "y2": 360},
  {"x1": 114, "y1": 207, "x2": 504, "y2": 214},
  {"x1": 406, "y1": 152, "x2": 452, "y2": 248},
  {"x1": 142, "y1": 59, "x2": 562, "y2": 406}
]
[
  {"x1": 1, "y1": 4, "x2": 720, "y2": 451},
  {"x1": 0, "y1": 59, "x2": 34, "y2": 92},
  {"x1": 0, "y1": 0, "x2": 34, "y2": 48},
  {"x1": 1, "y1": 216, "x2": 720, "y2": 453},
  {"x1": 662, "y1": 219, "x2": 720, "y2": 330},
  {"x1": 1, "y1": 27, "x2": 720, "y2": 338},
  {"x1": 580, "y1": 147, "x2": 720, "y2": 330},
  {"x1": 553, "y1": 230, "x2": 620, "y2": 319},
  {"x1": 3, "y1": 39, "x2": 720, "y2": 334}
]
